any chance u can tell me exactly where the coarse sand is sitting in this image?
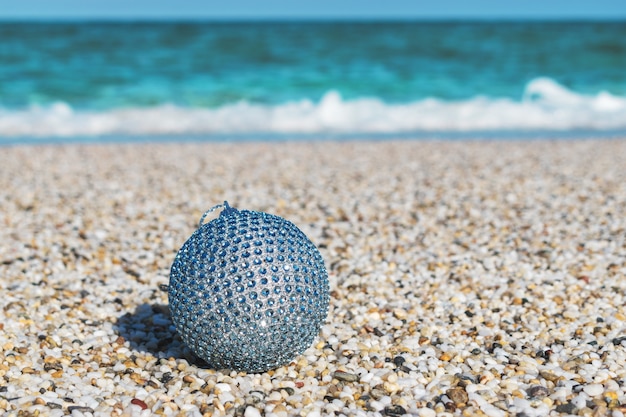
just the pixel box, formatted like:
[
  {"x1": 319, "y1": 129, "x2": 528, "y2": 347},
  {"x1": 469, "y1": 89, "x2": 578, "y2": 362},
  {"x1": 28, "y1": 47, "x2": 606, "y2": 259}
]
[{"x1": 1, "y1": 138, "x2": 625, "y2": 416}]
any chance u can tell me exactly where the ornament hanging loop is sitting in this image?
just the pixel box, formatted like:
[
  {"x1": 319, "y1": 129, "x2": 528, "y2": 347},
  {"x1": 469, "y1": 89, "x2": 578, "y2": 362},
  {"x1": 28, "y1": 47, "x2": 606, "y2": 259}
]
[
  {"x1": 198, "y1": 201, "x2": 238, "y2": 228},
  {"x1": 198, "y1": 202, "x2": 225, "y2": 228}
]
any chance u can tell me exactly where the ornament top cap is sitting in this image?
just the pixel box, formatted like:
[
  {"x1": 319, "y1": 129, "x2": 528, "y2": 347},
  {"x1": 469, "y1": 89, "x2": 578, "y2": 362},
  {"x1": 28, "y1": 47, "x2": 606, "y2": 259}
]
[
  {"x1": 198, "y1": 201, "x2": 239, "y2": 228},
  {"x1": 219, "y1": 201, "x2": 239, "y2": 218}
]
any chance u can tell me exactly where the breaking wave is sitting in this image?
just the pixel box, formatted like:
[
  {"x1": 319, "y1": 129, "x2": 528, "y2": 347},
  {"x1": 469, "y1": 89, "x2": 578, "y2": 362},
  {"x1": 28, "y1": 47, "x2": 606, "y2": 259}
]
[{"x1": 1, "y1": 78, "x2": 625, "y2": 138}]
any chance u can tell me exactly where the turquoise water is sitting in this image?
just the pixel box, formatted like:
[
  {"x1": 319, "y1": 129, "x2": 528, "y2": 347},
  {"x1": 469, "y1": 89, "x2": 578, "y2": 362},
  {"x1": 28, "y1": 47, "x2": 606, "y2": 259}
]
[{"x1": 1, "y1": 21, "x2": 626, "y2": 139}]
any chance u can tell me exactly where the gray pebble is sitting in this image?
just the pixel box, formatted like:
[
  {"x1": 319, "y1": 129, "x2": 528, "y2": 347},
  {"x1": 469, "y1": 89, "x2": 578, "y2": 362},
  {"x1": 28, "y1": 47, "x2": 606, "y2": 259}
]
[
  {"x1": 527, "y1": 385, "x2": 550, "y2": 399},
  {"x1": 333, "y1": 371, "x2": 359, "y2": 382}
]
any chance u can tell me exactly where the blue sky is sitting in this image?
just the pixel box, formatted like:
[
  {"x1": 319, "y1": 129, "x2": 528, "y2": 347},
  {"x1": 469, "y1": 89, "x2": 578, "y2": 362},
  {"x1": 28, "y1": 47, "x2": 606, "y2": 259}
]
[{"x1": 1, "y1": 0, "x2": 625, "y2": 19}]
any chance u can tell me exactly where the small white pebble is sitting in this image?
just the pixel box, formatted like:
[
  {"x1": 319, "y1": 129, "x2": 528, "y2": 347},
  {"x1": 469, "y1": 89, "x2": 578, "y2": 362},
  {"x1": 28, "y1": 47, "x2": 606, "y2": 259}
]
[
  {"x1": 215, "y1": 383, "x2": 232, "y2": 392},
  {"x1": 369, "y1": 400, "x2": 384, "y2": 411},
  {"x1": 571, "y1": 393, "x2": 589, "y2": 409},
  {"x1": 416, "y1": 408, "x2": 436, "y2": 417},
  {"x1": 244, "y1": 406, "x2": 262, "y2": 417},
  {"x1": 583, "y1": 384, "x2": 604, "y2": 397}
]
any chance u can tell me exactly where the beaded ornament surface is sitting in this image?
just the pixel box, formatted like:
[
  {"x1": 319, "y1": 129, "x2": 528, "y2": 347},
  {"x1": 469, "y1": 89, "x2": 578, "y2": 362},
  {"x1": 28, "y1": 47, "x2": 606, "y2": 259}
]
[{"x1": 168, "y1": 202, "x2": 330, "y2": 373}]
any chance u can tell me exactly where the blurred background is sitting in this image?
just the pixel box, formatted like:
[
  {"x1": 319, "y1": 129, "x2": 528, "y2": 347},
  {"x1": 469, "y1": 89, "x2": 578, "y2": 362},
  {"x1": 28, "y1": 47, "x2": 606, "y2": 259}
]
[{"x1": 0, "y1": 0, "x2": 625, "y2": 141}]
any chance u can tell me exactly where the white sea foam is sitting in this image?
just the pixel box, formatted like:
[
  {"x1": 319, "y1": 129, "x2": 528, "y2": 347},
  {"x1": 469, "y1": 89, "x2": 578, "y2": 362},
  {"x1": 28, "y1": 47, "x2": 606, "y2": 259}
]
[{"x1": 1, "y1": 78, "x2": 625, "y2": 138}]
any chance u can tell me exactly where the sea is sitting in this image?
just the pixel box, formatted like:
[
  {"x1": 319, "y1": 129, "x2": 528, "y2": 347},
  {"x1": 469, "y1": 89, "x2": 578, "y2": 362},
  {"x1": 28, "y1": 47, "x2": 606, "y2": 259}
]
[{"x1": 1, "y1": 20, "x2": 626, "y2": 143}]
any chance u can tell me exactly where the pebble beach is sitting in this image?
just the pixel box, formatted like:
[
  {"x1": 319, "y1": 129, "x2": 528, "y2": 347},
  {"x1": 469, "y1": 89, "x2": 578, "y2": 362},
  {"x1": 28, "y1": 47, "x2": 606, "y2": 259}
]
[{"x1": 1, "y1": 138, "x2": 625, "y2": 417}]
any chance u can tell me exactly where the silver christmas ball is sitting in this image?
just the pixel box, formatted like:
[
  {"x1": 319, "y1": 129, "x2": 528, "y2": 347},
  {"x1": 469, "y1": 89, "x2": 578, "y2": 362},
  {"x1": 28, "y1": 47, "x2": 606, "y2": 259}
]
[{"x1": 168, "y1": 202, "x2": 329, "y2": 373}]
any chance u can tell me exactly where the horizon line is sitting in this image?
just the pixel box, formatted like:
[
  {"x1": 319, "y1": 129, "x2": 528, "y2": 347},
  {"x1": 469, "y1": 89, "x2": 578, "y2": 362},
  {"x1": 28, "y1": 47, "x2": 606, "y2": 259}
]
[{"x1": 1, "y1": 16, "x2": 626, "y2": 22}]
